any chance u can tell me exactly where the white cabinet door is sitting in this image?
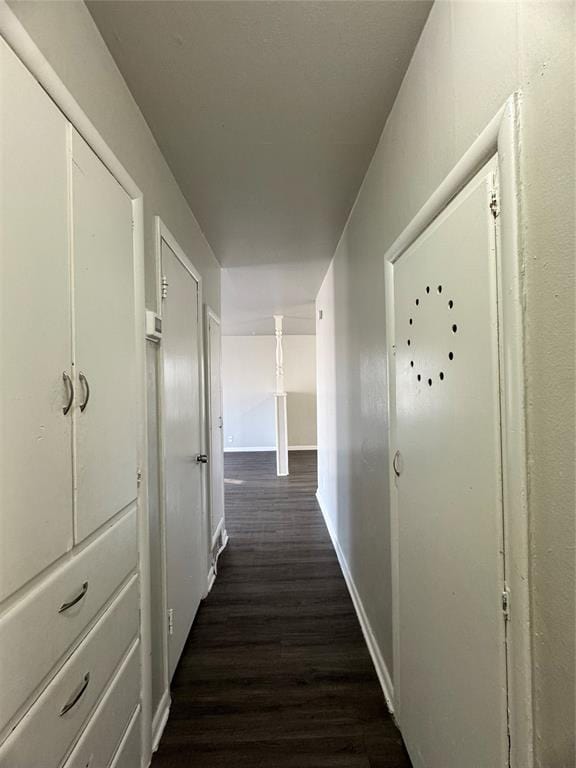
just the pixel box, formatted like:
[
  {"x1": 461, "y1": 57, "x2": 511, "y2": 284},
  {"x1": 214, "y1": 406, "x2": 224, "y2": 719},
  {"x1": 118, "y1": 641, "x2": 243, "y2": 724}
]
[
  {"x1": 161, "y1": 239, "x2": 204, "y2": 678},
  {"x1": 393, "y1": 161, "x2": 508, "y2": 768},
  {"x1": 0, "y1": 39, "x2": 73, "y2": 601},
  {"x1": 71, "y1": 131, "x2": 137, "y2": 542}
]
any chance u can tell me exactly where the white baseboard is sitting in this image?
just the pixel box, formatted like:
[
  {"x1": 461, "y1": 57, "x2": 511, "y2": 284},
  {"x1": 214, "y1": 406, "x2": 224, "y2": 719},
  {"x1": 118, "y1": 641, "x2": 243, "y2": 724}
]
[
  {"x1": 316, "y1": 491, "x2": 395, "y2": 714},
  {"x1": 151, "y1": 690, "x2": 171, "y2": 754},
  {"x1": 225, "y1": 446, "x2": 274, "y2": 452},
  {"x1": 206, "y1": 566, "x2": 216, "y2": 595},
  {"x1": 215, "y1": 528, "x2": 229, "y2": 574},
  {"x1": 211, "y1": 517, "x2": 225, "y2": 550},
  {"x1": 205, "y1": 526, "x2": 229, "y2": 597},
  {"x1": 224, "y1": 445, "x2": 317, "y2": 453}
]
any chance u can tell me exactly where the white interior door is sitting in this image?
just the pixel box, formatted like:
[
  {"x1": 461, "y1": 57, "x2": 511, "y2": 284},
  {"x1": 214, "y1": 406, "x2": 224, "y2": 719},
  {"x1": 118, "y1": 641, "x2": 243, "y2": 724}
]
[
  {"x1": 206, "y1": 310, "x2": 225, "y2": 547},
  {"x1": 0, "y1": 39, "x2": 73, "y2": 600},
  {"x1": 161, "y1": 238, "x2": 204, "y2": 679},
  {"x1": 392, "y1": 160, "x2": 508, "y2": 768},
  {"x1": 72, "y1": 130, "x2": 137, "y2": 543}
]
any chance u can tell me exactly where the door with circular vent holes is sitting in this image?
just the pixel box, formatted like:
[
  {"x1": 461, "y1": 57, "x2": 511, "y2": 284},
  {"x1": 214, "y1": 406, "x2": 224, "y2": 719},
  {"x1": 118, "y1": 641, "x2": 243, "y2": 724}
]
[{"x1": 392, "y1": 158, "x2": 509, "y2": 768}]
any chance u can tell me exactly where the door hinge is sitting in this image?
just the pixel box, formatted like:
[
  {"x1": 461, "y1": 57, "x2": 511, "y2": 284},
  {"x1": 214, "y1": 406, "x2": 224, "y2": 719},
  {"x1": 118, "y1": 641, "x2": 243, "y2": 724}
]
[
  {"x1": 136, "y1": 468, "x2": 142, "y2": 487},
  {"x1": 490, "y1": 190, "x2": 500, "y2": 219},
  {"x1": 501, "y1": 589, "x2": 510, "y2": 620},
  {"x1": 168, "y1": 608, "x2": 174, "y2": 636},
  {"x1": 161, "y1": 274, "x2": 169, "y2": 300}
]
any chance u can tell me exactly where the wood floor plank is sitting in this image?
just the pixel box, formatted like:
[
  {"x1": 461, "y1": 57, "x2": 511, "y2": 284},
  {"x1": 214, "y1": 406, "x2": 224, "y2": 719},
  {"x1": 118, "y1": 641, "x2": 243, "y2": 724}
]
[{"x1": 152, "y1": 450, "x2": 411, "y2": 768}]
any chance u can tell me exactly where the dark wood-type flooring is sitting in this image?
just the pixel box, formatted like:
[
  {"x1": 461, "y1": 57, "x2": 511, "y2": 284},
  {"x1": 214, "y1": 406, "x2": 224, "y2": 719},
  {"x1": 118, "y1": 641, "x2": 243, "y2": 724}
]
[{"x1": 152, "y1": 450, "x2": 411, "y2": 767}]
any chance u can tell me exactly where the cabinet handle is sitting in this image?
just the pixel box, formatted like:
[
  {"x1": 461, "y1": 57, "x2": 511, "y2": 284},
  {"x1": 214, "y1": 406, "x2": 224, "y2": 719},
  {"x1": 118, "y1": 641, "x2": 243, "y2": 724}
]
[
  {"x1": 62, "y1": 372, "x2": 74, "y2": 415},
  {"x1": 60, "y1": 672, "x2": 90, "y2": 716},
  {"x1": 79, "y1": 372, "x2": 90, "y2": 412},
  {"x1": 59, "y1": 581, "x2": 89, "y2": 613},
  {"x1": 393, "y1": 450, "x2": 403, "y2": 477}
]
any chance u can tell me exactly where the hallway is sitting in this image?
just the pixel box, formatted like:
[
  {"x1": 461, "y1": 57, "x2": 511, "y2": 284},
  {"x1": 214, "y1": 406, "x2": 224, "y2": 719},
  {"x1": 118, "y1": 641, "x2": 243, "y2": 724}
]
[{"x1": 152, "y1": 451, "x2": 411, "y2": 768}]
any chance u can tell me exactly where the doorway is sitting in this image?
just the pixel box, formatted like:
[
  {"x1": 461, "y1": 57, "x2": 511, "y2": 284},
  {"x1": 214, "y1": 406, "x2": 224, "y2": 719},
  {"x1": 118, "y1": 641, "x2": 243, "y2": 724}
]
[{"x1": 159, "y1": 226, "x2": 206, "y2": 679}]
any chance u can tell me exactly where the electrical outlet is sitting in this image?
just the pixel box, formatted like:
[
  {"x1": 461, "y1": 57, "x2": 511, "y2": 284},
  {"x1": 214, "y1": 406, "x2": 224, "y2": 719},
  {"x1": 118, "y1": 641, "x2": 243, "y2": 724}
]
[{"x1": 227, "y1": 435, "x2": 233, "y2": 444}]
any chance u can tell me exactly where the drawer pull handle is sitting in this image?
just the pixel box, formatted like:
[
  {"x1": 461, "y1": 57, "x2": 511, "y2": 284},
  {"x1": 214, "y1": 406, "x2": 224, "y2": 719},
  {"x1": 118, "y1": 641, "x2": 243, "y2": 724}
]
[
  {"x1": 79, "y1": 372, "x2": 90, "y2": 412},
  {"x1": 60, "y1": 672, "x2": 90, "y2": 716},
  {"x1": 62, "y1": 371, "x2": 74, "y2": 415},
  {"x1": 59, "y1": 582, "x2": 89, "y2": 613}
]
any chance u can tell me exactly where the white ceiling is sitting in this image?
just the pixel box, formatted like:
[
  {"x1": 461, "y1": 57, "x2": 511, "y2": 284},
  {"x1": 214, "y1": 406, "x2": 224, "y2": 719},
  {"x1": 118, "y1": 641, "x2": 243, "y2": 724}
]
[{"x1": 87, "y1": 0, "x2": 431, "y2": 335}]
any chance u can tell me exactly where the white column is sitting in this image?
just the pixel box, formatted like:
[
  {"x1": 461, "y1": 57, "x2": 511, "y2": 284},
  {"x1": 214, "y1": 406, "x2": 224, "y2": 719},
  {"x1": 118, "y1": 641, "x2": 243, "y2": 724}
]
[{"x1": 273, "y1": 315, "x2": 289, "y2": 476}]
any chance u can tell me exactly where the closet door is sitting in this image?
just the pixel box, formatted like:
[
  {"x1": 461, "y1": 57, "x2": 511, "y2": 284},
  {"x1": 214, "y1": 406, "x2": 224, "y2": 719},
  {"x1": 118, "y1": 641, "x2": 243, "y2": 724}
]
[
  {"x1": 393, "y1": 162, "x2": 508, "y2": 767},
  {"x1": 71, "y1": 131, "x2": 137, "y2": 542},
  {"x1": 0, "y1": 39, "x2": 73, "y2": 601},
  {"x1": 161, "y1": 238, "x2": 204, "y2": 679}
]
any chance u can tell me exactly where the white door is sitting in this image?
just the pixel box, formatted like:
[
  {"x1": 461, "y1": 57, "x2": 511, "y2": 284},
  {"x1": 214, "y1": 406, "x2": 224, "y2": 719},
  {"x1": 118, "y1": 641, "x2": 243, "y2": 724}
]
[
  {"x1": 0, "y1": 39, "x2": 73, "y2": 601},
  {"x1": 161, "y1": 238, "x2": 204, "y2": 678},
  {"x1": 393, "y1": 161, "x2": 508, "y2": 767},
  {"x1": 71, "y1": 131, "x2": 137, "y2": 543},
  {"x1": 206, "y1": 310, "x2": 225, "y2": 547}
]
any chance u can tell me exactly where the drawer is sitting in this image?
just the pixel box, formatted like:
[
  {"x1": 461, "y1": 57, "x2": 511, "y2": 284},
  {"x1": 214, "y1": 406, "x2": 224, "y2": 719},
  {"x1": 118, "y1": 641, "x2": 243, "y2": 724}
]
[
  {"x1": 0, "y1": 508, "x2": 137, "y2": 736},
  {"x1": 0, "y1": 577, "x2": 139, "y2": 768},
  {"x1": 63, "y1": 641, "x2": 140, "y2": 768},
  {"x1": 109, "y1": 707, "x2": 141, "y2": 768}
]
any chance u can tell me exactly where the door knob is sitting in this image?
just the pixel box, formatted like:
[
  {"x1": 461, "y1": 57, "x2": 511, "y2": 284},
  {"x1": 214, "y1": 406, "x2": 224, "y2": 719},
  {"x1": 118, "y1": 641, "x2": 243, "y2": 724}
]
[{"x1": 196, "y1": 454, "x2": 208, "y2": 464}]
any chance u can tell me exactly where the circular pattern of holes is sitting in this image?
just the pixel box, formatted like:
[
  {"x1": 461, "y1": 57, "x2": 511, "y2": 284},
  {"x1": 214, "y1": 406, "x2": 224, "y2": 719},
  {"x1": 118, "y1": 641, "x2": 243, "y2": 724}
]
[{"x1": 408, "y1": 284, "x2": 456, "y2": 387}]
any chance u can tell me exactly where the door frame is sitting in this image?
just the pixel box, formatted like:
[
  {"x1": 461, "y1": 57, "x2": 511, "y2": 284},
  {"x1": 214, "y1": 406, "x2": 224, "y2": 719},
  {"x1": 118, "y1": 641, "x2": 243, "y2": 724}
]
[
  {"x1": 0, "y1": 5, "x2": 153, "y2": 764},
  {"x1": 146, "y1": 335, "x2": 171, "y2": 752},
  {"x1": 204, "y1": 305, "x2": 227, "y2": 582},
  {"x1": 155, "y1": 216, "x2": 210, "y2": 594},
  {"x1": 383, "y1": 95, "x2": 532, "y2": 768}
]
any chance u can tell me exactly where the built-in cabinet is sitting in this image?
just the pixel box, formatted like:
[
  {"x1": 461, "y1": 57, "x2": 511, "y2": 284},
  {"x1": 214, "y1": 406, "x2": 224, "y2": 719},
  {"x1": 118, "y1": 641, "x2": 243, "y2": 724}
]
[{"x1": 0, "y1": 37, "x2": 141, "y2": 767}]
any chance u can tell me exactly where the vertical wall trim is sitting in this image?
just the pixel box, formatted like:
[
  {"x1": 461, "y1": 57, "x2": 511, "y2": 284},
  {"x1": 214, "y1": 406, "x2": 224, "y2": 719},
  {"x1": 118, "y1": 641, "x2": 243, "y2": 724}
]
[{"x1": 204, "y1": 305, "x2": 228, "y2": 558}]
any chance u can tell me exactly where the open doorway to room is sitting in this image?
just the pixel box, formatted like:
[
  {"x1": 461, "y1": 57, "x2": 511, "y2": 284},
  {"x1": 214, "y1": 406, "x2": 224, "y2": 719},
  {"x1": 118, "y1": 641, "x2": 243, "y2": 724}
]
[{"x1": 221, "y1": 328, "x2": 317, "y2": 464}]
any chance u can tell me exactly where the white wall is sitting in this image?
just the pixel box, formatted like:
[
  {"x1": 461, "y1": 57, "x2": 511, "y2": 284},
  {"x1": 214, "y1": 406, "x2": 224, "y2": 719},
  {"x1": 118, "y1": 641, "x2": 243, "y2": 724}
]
[
  {"x1": 284, "y1": 335, "x2": 317, "y2": 448},
  {"x1": 222, "y1": 335, "x2": 316, "y2": 450},
  {"x1": 316, "y1": 3, "x2": 575, "y2": 766}
]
